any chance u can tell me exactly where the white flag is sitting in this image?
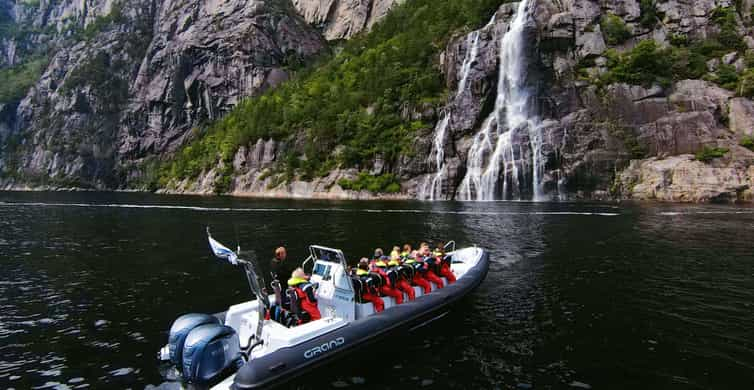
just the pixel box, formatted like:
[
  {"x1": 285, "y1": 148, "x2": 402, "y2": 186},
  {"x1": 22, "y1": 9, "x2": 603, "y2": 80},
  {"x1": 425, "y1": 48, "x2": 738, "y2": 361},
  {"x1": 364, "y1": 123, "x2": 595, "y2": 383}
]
[{"x1": 207, "y1": 233, "x2": 238, "y2": 265}]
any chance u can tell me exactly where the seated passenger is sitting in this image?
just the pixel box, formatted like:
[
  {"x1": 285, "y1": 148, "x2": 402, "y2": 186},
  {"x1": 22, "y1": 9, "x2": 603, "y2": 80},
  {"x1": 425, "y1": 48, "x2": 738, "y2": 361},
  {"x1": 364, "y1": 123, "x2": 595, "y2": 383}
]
[
  {"x1": 434, "y1": 242, "x2": 456, "y2": 284},
  {"x1": 419, "y1": 242, "x2": 444, "y2": 288},
  {"x1": 401, "y1": 244, "x2": 413, "y2": 260},
  {"x1": 403, "y1": 254, "x2": 432, "y2": 294},
  {"x1": 352, "y1": 258, "x2": 384, "y2": 312},
  {"x1": 287, "y1": 268, "x2": 321, "y2": 323},
  {"x1": 370, "y1": 256, "x2": 404, "y2": 304},
  {"x1": 388, "y1": 251, "x2": 415, "y2": 300}
]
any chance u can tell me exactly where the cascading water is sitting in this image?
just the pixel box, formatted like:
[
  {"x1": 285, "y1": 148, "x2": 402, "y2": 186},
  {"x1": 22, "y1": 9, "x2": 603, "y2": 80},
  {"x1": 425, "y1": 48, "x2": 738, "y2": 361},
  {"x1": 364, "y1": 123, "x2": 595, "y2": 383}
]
[
  {"x1": 456, "y1": 31, "x2": 481, "y2": 100},
  {"x1": 419, "y1": 114, "x2": 450, "y2": 200},
  {"x1": 419, "y1": 28, "x2": 484, "y2": 200},
  {"x1": 456, "y1": 0, "x2": 546, "y2": 201}
]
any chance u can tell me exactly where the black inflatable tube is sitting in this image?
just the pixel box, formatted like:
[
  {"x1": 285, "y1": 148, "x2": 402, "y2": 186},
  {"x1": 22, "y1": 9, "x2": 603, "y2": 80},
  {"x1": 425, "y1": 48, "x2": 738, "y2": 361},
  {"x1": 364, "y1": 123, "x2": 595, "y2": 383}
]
[{"x1": 232, "y1": 250, "x2": 490, "y2": 389}]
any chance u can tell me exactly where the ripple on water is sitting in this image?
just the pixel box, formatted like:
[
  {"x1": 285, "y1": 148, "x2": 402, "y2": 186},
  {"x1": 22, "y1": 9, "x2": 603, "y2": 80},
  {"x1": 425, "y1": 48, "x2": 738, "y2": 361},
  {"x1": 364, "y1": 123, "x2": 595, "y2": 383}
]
[{"x1": 108, "y1": 367, "x2": 135, "y2": 377}]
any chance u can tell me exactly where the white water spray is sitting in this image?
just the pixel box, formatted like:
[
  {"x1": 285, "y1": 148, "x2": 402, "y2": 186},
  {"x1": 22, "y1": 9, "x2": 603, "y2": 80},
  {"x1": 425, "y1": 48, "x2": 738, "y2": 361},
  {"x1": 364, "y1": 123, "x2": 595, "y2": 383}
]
[
  {"x1": 457, "y1": 0, "x2": 545, "y2": 201},
  {"x1": 456, "y1": 31, "x2": 481, "y2": 100},
  {"x1": 419, "y1": 26, "x2": 485, "y2": 200},
  {"x1": 419, "y1": 114, "x2": 450, "y2": 200}
]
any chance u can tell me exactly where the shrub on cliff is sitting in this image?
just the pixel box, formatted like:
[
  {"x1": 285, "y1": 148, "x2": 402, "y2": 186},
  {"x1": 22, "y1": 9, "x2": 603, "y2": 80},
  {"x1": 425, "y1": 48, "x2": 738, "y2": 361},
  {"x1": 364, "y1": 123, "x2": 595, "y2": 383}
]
[
  {"x1": 711, "y1": 63, "x2": 739, "y2": 90},
  {"x1": 695, "y1": 146, "x2": 729, "y2": 162},
  {"x1": 603, "y1": 40, "x2": 672, "y2": 87},
  {"x1": 337, "y1": 172, "x2": 401, "y2": 194},
  {"x1": 601, "y1": 14, "x2": 631, "y2": 45},
  {"x1": 0, "y1": 57, "x2": 48, "y2": 103},
  {"x1": 740, "y1": 136, "x2": 754, "y2": 151},
  {"x1": 639, "y1": 0, "x2": 659, "y2": 28},
  {"x1": 710, "y1": 6, "x2": 746, "y2": 53}
]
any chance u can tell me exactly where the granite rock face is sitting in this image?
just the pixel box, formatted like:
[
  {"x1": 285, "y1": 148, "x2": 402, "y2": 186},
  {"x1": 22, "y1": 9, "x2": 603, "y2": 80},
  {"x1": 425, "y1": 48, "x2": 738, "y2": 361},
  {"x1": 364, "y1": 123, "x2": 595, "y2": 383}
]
[
  {"x1": 291, "y1": 0, "x2": 402, "y2": 40},
  {"x1": 117, "y1": 0, "x2": 325, "y2": 164},
  {"x1": 0, "y1": 0, "x2": 326, "y2": 188}
]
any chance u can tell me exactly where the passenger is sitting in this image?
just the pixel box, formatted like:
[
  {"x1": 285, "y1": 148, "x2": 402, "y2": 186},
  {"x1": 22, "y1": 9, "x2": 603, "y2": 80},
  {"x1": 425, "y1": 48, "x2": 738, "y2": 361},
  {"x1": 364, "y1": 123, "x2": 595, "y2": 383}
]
[
  {"x1": 391, "y1": 246, "x2": 401, "y2": 260},
  {"x1": 419, "y1": 242, "x2": 444, "y2": 288},
  {"x1": 287, "y1": 268, "x2": 321, "y2": 322},
  {"x1": 404, "y1": 255, "x2": 432, "y2": 294},
  {"x1": 353, "y1": 258, "x2": 384, "y2": 312},
  {"x1": 401, "y1": 244, "x2": 413, "y2": 260},
  {"x1": 434, "y1": 242, "x2": 456, "y2": 284},
  {"x1": 370, "y1": 257, "x2": 404, "y2": 304},
  {"x1": 270, "y1": 246, "x2": 292, "y2": 290},
  {"x1": 373, "y1": 248, "x2": 385, "y2": 260},
  {"x1": 388, "y1": 251, "x2": 415, "y2": 300}
]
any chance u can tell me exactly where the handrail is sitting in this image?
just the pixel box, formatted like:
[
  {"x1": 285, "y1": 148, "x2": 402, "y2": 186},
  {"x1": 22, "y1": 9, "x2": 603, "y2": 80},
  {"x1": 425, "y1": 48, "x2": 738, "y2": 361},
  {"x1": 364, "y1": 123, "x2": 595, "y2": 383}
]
[
  {"x1": 301, "y1": 254, "x2": 314, "y2": 275},
  {"x1": 443, "y1": 240, "x2": 456, "y2": 252}
]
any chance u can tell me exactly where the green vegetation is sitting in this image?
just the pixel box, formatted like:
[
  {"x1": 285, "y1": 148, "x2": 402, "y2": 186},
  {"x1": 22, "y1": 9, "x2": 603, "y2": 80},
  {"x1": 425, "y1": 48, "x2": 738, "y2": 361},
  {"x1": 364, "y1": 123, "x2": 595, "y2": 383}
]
[
  {"x1": 710, "y1": 6, "x2": 746, "y2": 53},
  {"x1": 337, "y1": 172, "x2": 401, "y2": 193},
  {"x1": 599, "y1": 6, "x2": 749, "y2": 90},
  {"x1": 601, "y1": 14, "x2": 631, "y2": 45},
  {"x1": 602, "y1": 40, "x2": 672, "y2": 87},
  {"x1": 78, "y1": 4, "x2": 124, "y2": 41},
  {"x1": 695, "y1": 146, "x2": 729, "y2": 162},
  {"x1": 639, "y1": 0, "x2": 659, "y2": 28},
  {"x1": 161, "y1": 0, "x2": 502, "y2": 191},
  {"x1": 710, "y1": 63, "x2": 739, "y2": 90},
  {"x1": 0, "y1": 57, "x2": 48, "y2": 103},
  {"x1": 740, "y1": 136, "x2": 754, "y2": 151}
]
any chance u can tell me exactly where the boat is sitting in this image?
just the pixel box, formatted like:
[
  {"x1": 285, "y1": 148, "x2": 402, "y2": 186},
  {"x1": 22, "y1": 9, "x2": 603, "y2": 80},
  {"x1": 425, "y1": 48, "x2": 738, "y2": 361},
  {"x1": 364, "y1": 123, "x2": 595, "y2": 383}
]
[{"x1": 157, "y1": 231, "x2": 489, "y2": 389}]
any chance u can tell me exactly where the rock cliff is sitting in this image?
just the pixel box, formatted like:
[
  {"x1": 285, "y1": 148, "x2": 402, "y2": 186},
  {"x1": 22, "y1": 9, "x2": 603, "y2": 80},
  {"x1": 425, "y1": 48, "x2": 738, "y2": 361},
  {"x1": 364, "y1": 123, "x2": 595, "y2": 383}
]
[
  {"x1": 291, "y1": 0, "x2": 402, "y2": 40},
  {"x1": 410, "y1": 0, "x2": 754, "y2": 202},
  {"x1": 0, "y1": 0, "x2": 326, "y2": 188}
]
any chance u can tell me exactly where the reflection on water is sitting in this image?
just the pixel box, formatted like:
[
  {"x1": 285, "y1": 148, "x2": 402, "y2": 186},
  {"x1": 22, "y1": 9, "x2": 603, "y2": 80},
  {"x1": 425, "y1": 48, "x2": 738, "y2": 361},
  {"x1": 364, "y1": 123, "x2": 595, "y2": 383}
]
[{"x1": 0, "y1": 192, "x2": 753, "y2": 389}]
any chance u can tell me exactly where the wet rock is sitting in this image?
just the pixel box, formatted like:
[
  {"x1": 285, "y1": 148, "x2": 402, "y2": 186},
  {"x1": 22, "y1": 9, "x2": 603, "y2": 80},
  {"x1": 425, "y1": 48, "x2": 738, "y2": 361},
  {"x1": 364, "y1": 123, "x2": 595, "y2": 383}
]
[{"x1": 729, "y1": 98, "x2": 754, "y2": 137}]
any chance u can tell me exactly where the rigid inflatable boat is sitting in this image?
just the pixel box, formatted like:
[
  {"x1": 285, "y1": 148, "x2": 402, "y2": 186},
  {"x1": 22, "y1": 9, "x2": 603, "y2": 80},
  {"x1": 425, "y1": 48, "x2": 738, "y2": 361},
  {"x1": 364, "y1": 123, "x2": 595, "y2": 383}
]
[{"x1": 157, "y1": 233, "x2": 489, "y2": 389}]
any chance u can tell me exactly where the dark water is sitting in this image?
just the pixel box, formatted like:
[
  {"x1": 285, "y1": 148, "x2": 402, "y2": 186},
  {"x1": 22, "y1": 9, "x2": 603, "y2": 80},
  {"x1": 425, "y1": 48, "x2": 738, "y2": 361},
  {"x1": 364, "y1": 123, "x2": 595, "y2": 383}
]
[{"x1": 1, "y1": 192, "x2": 754, "y2": 390}]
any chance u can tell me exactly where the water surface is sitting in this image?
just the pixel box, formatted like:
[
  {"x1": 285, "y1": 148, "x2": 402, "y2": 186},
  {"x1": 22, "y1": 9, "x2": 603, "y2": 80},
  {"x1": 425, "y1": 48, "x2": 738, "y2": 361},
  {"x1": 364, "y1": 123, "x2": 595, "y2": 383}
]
[{"x1": 0, "y1": 192, "x2": 753, "y2": 389}]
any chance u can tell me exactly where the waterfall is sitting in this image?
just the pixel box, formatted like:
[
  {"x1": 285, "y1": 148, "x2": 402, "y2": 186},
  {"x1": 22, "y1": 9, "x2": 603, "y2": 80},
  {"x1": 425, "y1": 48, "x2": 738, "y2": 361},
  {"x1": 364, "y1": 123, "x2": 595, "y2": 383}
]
[
  {"x1": 419, "y1": 114, "x2": 450, "y2": 200},
  {"x1": 457, "y1": 0, "x2": 545, "y2": 201},
  {"x1": 419, "y1": 28, "x2": 484, "y2": 200},
  {"x1": 456, "y1": 31, "x2": 481, "y2": 100}
]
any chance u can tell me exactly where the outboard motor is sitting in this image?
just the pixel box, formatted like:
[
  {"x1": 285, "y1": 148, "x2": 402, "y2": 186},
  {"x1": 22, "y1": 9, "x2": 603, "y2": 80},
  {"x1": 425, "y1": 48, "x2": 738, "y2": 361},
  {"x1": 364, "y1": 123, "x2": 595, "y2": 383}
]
[
  {"x1": 182, "y1": 323, "x2": 242, "y2": 383},
  {"x1": 162, "y1": 313, "x2": 220, "y2": 366}
]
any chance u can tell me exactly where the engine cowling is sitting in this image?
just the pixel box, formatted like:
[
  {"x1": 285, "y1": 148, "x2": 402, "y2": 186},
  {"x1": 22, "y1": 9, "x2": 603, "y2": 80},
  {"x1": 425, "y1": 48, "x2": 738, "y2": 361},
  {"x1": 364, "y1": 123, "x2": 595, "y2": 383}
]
[
  {"x1": 167, "y1": 313, "x2": 220, "y2": 366},
  {"x1": 182, "y1": 323, "x2": 242, "y2": 383}
]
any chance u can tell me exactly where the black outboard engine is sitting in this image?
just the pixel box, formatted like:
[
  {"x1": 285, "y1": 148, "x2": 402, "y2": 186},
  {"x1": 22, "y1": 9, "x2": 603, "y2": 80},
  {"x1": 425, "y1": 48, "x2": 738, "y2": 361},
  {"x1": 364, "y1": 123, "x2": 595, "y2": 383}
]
[{"x1": 182, "y1": 323, "x2": 242, "y2": 383}]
